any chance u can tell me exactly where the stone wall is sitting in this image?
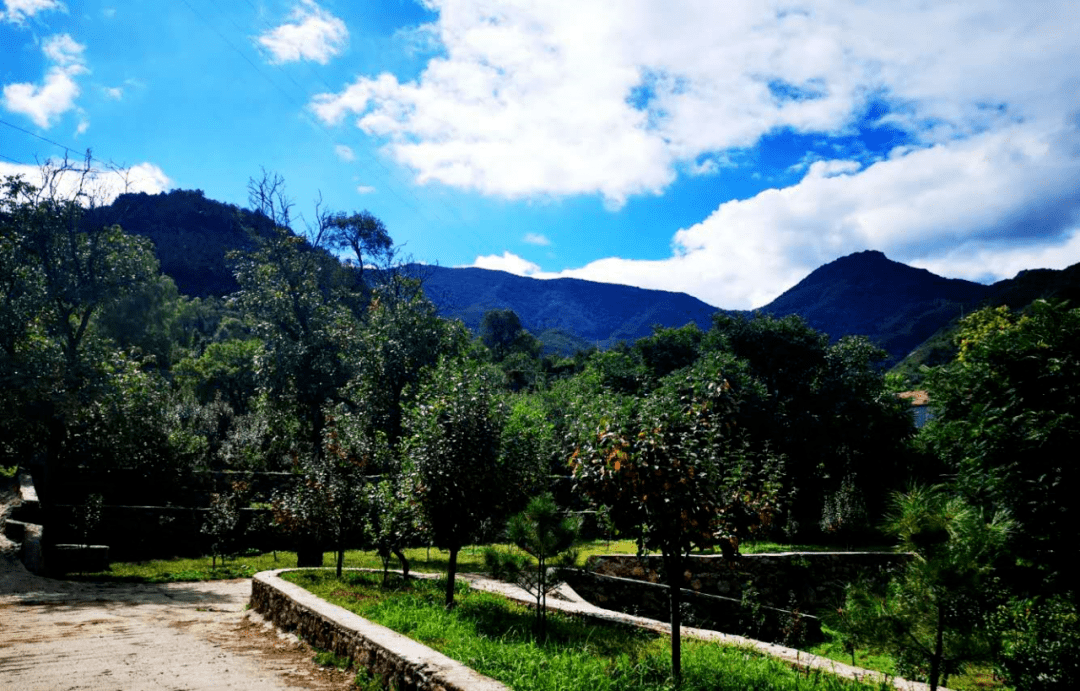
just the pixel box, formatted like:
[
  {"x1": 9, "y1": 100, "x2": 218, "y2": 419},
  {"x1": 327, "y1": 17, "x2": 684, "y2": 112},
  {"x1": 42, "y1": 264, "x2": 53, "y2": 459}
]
[
  {"x1": 251, "y1": 570, "x2": 509, "y2": 691},
  {"x1": 588, "y1": 552, "x2": 909, "y2": 610},
  {"x1": 561, "y1": 570, "x2": 823, "y2": 646}
]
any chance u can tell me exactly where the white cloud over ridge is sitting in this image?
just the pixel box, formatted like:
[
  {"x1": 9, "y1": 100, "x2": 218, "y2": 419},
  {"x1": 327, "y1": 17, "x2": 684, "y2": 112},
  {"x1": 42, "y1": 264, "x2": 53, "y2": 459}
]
[
  {"x1": 0, "y1": 160, "x2": 173, "y2": 204},
  {"x1": 2, "y1": 33, "x2": 87, "y2": 129},
  {"x1": 322, "y1": 1, "x2": 1080, "y2": 308},
  {"x1": 507, "y1": 122, "x2": 1080, "y2": 309},
  {"x1": 258, "y1": 0, "x2": 348, "y2": 65}
]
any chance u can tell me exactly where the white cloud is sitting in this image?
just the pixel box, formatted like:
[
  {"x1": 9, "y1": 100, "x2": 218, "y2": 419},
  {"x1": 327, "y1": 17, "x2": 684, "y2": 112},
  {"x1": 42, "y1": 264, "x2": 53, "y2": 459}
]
[
  {"x1": 536, "y1": 120, "x2": 1080, "y2": 309},
  {"x1": 0, "y1": 160, "x2": 173, "y2": 204},
  {"x1": 334, "y1": 144, "x2": 355, "y2": 161},
  {"x1": 74, "y1": 117, "x2": 87, "y2": 135},
  {"x1": 523, "y1": 233, "x2": 550, "y2": 246},
  {"x1": 103, "y1": 86, "x2": 123, "y2": 100},
  {"x1": 469, "y1": 251, "x2": 542, "y2": 276},
  {"x1": 2, "y1": 33, "x2": 87, "y2": 129},
  {"x1": 257, "y1": 0, "x2": 348, "y2": 65},
  {"x1": 1, "y1": 0, "x2": 63, "y2": 24},
  {"x1": 312, "y1": 1, "x2": 1080, "y2": 207},
  {"x1": 42, "y1": 33, "x2": 83, "y2": 65},
  {"x1": 355, "y1": 184, "x2": 376, "y2": 194}
]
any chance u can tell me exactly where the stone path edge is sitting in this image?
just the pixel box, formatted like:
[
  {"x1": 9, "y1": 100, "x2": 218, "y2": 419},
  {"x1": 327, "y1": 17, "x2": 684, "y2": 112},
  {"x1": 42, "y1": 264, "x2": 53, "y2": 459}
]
[{"x1": 250, "y1": 569, "x2": 510, "y2": 691}]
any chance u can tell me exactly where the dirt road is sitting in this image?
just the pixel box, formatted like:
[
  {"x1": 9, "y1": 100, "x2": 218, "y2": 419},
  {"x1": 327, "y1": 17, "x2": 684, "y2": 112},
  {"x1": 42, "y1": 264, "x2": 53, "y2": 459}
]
[{"x1": 0, "y1": 557, "x2": 355, "y2": 691}]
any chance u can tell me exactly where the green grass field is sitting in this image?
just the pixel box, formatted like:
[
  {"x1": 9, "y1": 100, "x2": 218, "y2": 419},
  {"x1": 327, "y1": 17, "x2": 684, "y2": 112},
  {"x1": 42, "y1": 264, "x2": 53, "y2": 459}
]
[{"x1": 286, "y1": 569, "x2": 893, "y2": 691}]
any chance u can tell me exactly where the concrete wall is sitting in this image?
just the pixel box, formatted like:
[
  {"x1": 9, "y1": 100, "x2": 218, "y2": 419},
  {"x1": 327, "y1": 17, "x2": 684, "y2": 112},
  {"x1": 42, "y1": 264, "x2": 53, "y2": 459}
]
[
  {"x1": 251, "y1": 570, "x2": 509, "y2": 691},
  {"x1": 588, "y1": 552, "x2": 909, "y2": 610}
]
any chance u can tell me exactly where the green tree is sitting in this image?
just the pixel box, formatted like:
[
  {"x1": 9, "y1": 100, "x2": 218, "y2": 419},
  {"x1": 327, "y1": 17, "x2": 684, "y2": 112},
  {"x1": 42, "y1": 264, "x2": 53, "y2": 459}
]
[
  {"x1": 0, "y1": 161, "x2": 161, "y2": 491},
  {"x1": 922, "y1": 300, "x2": 1080, "y2": 593},
  {"x1": 404, "y1": 359, "x2": 509, "y2": 608},
  {"x1": 571, "y1": 353, "x2": 783, "y2": 682},
  {"x1": 323, "y1": 209, "x2": 392, "y2": 286},
  {"x1": 836, "y1": 486, "x2": 1012, "y2": 691},
  {"x1": 505, "y1": 492, "x2": 581, "y2": 639}
]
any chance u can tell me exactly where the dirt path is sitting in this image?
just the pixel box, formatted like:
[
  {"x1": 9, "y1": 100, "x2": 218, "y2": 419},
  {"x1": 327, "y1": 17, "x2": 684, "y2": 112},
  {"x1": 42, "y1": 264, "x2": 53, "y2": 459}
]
[
  {"x1": 0, "y1": 479, "x2": 354, "y2": 691},
  {"x1": 0, "y1": 570, "x2": 359, "y2": 691}
]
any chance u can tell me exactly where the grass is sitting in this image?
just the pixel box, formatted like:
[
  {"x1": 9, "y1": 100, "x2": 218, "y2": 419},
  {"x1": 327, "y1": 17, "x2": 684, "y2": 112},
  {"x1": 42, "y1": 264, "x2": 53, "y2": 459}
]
[
  {"x1": 67, "y1": 539, "x2": 859, "y2": 584},
  {"x1": 283, "y1": 569, "x2": 893, "y2": 691},
  {"x1": 806, "y1": 625, "x2": 1010, "y2": 691}
]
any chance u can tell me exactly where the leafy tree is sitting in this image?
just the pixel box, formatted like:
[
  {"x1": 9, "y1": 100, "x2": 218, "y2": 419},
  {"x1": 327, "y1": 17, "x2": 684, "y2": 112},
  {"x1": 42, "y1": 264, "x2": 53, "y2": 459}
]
[
  {"x1": 480, "y1": 308, "x2": 540, "y2": 363},
  {"x1": 0, "y1": 162, "x2": 161, "y2": 490},
  {"x1": 365, "y1": 475, "x2": 425, "y2": 585},
  {"x1": 571, "y1": 353, "x2": 782, "y2": 681},
  {"x1": 323, "y1": 209, "x2": 392, "y2": 285},
  {"x1": 922, "y1": 300, "x2": 1080, "y2": 593},
  {"x1": 836, "y1": 486, "x2": 1012, "y2": 691},
  {"x1": 404, "y1": 359, "x2": 509, "y2": 608},
  {"x1": 632, "y1": 322, "x2": 703, "y2": 381},
  {"x1": 272, "y1": 414, "x2": 372, "y2": 574},
  {"x1": 231, "y1": 173, "x2": 378, "y2": 490}
]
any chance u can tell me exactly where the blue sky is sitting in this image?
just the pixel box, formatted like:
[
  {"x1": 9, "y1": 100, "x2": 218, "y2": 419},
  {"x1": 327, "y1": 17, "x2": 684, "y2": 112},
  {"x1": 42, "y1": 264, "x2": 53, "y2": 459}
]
[{"x1": 3, "y1": 0, "x2": 1080, "y2": 309}]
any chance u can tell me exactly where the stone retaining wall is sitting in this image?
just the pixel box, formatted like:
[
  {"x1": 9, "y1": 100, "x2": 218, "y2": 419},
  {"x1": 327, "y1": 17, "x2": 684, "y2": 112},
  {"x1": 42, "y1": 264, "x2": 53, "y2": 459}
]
[
  {"x1": 250, "y1": 570, "x2": 509, "y2": 691},
  {"x1": 561, "y1": 570, "x2": 823, "y2": 646},
  {"x1": 589, "y1": 552, "x2": 909, "y2": 610}
]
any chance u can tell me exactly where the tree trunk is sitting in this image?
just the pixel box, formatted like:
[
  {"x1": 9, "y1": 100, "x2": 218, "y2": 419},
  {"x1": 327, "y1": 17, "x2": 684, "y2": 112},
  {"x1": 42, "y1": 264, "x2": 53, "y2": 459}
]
[
  {"x1": 393, "y1": 548, "x2": 410, "y2": 580},
  {"x1": 930, "y1": 603, "x2": 944, "y2": 691},
  {"x1": 665, "y1": 550, "x2": 683, "y2": 684},
  {"x1": 297, "y1": 542, "x2": 323, "y2": 567},
  {"x1": 445, "y1": 546, "x2": 459, "y2": 609}
]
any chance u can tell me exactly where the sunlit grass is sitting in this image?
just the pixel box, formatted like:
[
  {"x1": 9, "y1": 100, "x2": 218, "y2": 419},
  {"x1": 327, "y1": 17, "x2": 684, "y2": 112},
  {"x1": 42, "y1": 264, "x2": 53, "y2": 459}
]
[
  {"x1": 70, "y1": 539, "x2": 858, "y2": 584},
  {"x1": 283, "y1": 569, "x2": 894, "y2": 691}
]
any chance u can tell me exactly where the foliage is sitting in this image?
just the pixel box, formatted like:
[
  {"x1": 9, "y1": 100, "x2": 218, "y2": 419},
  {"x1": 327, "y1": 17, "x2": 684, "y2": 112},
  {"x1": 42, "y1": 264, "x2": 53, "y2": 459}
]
[
  {"x1": 201, "y1": 482, "x2": 247, "y2": 569},
  {"x1": 365, "y1": 474, "x2": 425, "y2": 585},
  {"x1": 272, "y1": 414, "x2": 375, "y2": 576},
  {"x1": 992, "y1": 593, "x2": 1080, "y2": 690},
  {"x1": 570, "y1": 353, "x2": 783, "y2": 680},
  {"x1": 922, "y1": 300, "x2": 1080, "y2": 594},
  {"x1": 502, "y1": 492, "x2": 581, "y2": 638},
  {"x1": 835, "y1": 486, "x2": 1012, "y2": 691},
  {"x1": 403, "y1": 358, "x2": 512, "y2": 607}
]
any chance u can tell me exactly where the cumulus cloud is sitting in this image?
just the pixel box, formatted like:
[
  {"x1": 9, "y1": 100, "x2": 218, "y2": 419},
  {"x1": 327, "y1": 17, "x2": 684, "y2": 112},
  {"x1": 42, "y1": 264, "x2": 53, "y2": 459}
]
[
  {"x1": 523, "y1": 233, "x2": 550, "y2": 246},
  {"x1": 2, "y1": 33, "x2": 88, "y2": 129},
  {"x1": 312, "y1": 1, "x2": 1080, "y2": 207},
  {"x1": 469, "y1": 251, "x2": 542, "y2": 276},
  {"x1": 533, "y1": 120, "x2": 1080, "y2": 309},
  {"x1": 0, "y1": 160, "x2": 173, "y2": 204},
  {"x1": 257, "y1": 0, "x2": 348, "y2": 65},
  {"x1": 1, "y1": 0, "x2": 63, "y2": 24},
  {"x1": 355, "y1": 184, "x2": 376, "y2": 194}
]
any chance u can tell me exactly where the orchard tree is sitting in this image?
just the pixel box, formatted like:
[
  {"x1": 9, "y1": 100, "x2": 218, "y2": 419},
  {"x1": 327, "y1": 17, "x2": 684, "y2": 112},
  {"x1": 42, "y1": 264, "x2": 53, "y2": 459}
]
[
  {"x1": 404, "y1": 358, "x2": 510, "y2": 608},
  {"x1": 571, "y1": 352, "x2": 783, "y2": 682}
]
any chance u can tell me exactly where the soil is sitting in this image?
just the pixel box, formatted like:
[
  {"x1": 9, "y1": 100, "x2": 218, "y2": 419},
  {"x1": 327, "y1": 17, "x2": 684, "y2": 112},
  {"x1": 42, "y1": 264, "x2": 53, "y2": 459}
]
[{"x1": 0, "y1": 481, "x2": 354, "y2": 691}]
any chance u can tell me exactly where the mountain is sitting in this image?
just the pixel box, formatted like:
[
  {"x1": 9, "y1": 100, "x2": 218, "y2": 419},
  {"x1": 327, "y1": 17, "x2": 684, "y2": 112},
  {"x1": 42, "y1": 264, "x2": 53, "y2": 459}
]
[
  {"x1": 758, "y1": 250, "x2": 991, "y2": 363},
  {"x1": 418, "y1": 265, "x2": 722, "y2": 352},
  {"x1": 890, "y1": 261, "x2": 1080, "y2": 380},
  {"x1": 86, "y1": 189, "x2": 1079, "y2": 365},
  {"x1": 85, "y1": 189, "x2": 275, "y2": 297}
]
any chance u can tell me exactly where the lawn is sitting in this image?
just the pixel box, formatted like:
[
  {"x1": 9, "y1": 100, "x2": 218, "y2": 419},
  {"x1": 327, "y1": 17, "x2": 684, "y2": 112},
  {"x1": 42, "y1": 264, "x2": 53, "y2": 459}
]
[
  {"x1": 284, "y1": 569, "x2": 893, "y2": 691},
  {"x1": 69, "y1": 539, "x2": 842, "y2": 583}
]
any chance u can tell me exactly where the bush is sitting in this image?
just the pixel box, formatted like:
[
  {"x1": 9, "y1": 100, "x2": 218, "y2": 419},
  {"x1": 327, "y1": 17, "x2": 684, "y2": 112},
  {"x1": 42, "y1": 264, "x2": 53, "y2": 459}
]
[{"x1": 994, "y1": 594, "x2": 1080, "y2": 690}]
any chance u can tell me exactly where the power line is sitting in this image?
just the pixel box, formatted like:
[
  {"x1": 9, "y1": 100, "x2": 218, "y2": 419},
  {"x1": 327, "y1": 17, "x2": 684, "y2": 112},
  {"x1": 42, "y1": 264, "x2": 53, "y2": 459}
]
[{"x1": 0, "y1": 118, "x2": 99, "y2": 163}]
